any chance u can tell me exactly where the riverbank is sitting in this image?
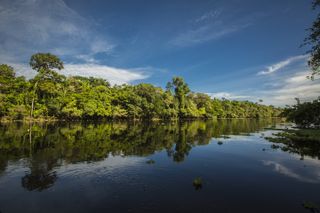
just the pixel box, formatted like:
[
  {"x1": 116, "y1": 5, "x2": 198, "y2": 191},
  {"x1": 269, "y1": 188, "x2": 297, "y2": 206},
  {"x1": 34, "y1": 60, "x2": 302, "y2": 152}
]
[{"x1": 0, "y1": 116, "x2": 285, "y2": 123}]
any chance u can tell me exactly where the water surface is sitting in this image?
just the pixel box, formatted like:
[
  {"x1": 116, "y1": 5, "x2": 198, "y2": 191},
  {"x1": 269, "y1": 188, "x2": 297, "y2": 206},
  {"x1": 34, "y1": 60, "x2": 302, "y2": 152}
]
[{"x1": 0, "y1": 120, "x2": 319, "y2": 213}]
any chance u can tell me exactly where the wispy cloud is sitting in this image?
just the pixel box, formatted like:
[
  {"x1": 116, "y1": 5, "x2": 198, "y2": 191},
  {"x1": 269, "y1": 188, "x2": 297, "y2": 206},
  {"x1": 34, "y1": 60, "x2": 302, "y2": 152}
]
[
  {"x1": 169, "y1": 9, "x2": 254, "y2": 47},
  {"x1": 0, "y1": 0, "x2": 115, "y2": 63},
  {"x1": 206, "y1": 92, "x2": 251, "y2": 100},
  {"x1": 194, "y1": 10, "x2": 221, "y2": 23},
  {"x1": 261, "y1": 71, "x2": 320, "y2": 105},
  {"x1": 171, "y1": 25, "x2": 249, "y2": 47},
  {"x1": 257, "y1": 55, "x2": 308, "y2": 75},
  {"x1": 216, "y1": 55, "x2": 318, "y2": 106},
  {"x1": 205, "y1": 57, "x2": 318, "y2": 106}
]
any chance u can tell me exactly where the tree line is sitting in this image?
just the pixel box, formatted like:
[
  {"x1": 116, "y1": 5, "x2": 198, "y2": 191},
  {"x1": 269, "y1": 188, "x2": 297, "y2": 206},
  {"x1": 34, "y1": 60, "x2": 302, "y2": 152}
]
[{"x1": 0, "y1": 53, "x2": 281, "y2": 121}]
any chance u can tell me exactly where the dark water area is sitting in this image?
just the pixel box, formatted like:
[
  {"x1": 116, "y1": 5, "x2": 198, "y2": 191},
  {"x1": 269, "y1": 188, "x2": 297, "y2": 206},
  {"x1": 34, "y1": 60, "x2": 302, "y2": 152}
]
[{"x1": 0, "y1": 119, "x2": 319, "y2": 213}]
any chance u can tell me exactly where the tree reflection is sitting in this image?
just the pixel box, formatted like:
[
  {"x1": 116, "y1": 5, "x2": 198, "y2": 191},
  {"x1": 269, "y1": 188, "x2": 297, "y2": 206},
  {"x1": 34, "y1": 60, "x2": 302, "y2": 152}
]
[
  {"x1": 0, "y1": 119, "x2": 278, "y2": 190},
  {"x1": 265, "y1": 130, "x2": 320, "y2": 160},
  {"x1": 172, "y1": 122, "x2": 192, "y2": 162},
  {"x1": 22, "y1": 171, "x2": 57, "y2": 191}
]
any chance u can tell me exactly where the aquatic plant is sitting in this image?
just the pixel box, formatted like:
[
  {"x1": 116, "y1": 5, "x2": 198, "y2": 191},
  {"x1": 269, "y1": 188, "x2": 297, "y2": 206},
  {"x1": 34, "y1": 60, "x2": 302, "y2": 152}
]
[
  {"x1": 270, "y1": 144, "x2": 280, "y2": 149},
  {"x1": 192, "y1": 177, "x2": 202, "y2": 190},
  {"x1": 302, "y1": 201, "x2": 319, "y2": 213},
  {"x1": 265, "y1": 129, "x2": 320, "y2": 159},
  {"x1": 146, "y1": 159, "x2": 155, "y2": 164}
]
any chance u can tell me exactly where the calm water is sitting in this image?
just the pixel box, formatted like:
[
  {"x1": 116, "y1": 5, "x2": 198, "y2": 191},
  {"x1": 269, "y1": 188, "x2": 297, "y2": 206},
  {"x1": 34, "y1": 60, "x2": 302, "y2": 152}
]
[{"x1": 0, "y1": 119, "x2": 319, "y2": 213}]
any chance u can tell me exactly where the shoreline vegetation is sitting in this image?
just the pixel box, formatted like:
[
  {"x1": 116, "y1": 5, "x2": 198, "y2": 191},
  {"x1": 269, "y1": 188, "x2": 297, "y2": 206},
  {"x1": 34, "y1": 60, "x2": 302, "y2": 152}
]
[
  {"x1": 0, "y1": 53, "x2": 282, "y2": 122},
  {"x1": 0, "y1": 116, "x2": 284, "y2": 123}
]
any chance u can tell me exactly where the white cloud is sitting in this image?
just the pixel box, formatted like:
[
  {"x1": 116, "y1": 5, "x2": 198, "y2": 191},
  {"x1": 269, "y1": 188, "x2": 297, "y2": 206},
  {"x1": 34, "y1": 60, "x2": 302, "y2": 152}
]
[
  {"x1": 63, "y1": 64, "x2": 149, "y2": 85},
  {"x1": 206, "y1": 92, "x2": 251, "y2": 100},
  {"x1": 205, "y1": 61, "x2": 319, "y2": 106},
  {"x1": 75, "y1": 55, "x2": 99, "y2": 64},
  {"x1": 257, "y1": 70, "x2": 320, "y2": 106},
  {"x1": 268, "y1": 71, "x2": 320, "y2": 104},
  {"x1": 170, "y1": 9, "x2": 254, "y2": 47},
  {"x1": 216, "y1": 55, "x2": 318, "y2": 106},
  {"x1": 257, "y1": 55, "x2": 308, "y2": 75},
  {"x1": 0, "y1": 0, "x2": 157, "y2": 84},
  {"x1": 0, "y1": 0, "x2": 150, "y2": 84},
  {"x1": 0, "y1": 0, "x2": 115, "y2": 63},
  {"x1": 8, "y1": 63, "x2": 33, "y2": 77},
  {"x1": 9, "y1": 62, "x2": 150, "y2": 85}
]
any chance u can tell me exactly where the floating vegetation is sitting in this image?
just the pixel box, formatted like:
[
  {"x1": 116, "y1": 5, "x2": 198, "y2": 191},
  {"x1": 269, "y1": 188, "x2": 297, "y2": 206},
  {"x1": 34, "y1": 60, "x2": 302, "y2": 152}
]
[
  {"x1": 265, "y1": 129, "x2": 320, "y2": 159},
  {"x1": 217, "y1": 141, "x2": 223, "y2": 145},
  {"x1": 240, "y1": 133, "x2": 251, "y2": 136},
  {"x1": 266, "y1": 130, "x2": 320, "y2": 144},
  {"x1": 146, "y1": 159, "x2": 155, "y2": 164},
  {"x1": 270, "y1": 144, "x2": 280, "y2": 149},
  {"x1": 192, "y1": 177, "x2": 202, "y2": 190},
  {"x1": 264, "y1": 126, "x2": 282, "y2": 131},
  {"x1": 302, "y1": 201, "x2": 319, "y2": 213}
]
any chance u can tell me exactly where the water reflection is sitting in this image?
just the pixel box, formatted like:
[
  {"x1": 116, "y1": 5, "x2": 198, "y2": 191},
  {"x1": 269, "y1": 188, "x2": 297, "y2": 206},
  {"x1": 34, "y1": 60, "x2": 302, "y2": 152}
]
[
  {"x1": 0, "y1": 118, "x2": 316, "y2": 193},
  {"x1": 22, "y1": 170, "x2": 57, "y2": 191},
  {"x1": 265, "y1": 131, "x2": 320, "y2": 160},
  {"x1": 1, "y1": 119, "x2": 320, "y2": 213},
  {"x1": 262, "y1": 160, "x2": 320, "y2": 184},
  {"x1": 0, "y1": 120, "x2": 272, "y2": 184}
]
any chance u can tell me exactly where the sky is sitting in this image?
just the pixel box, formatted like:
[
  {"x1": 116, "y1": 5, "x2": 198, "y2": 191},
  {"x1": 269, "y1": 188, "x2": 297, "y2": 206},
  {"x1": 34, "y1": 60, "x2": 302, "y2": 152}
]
[{"x1": 0, "y1": 0, "x2": 319, "y2": 106}]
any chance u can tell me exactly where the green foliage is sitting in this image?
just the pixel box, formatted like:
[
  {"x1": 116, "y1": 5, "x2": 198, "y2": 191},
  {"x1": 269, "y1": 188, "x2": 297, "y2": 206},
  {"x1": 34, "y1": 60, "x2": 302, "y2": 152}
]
[
  {"x1": 305, "y1": 0, "x2": 320, "y2": 79},
  {"x1": 0, "y1": 64, "x2": 29, "y2": 117},
  {"x1": 192, "y1": 177, "x2": 202, "y2": 190},
  {"x1": 29, "y1": 53, "x2": 65, "y2": 119},
  {"x1": 30, "y1": 53, "x2": 64, "y2": 72},
  {"x1": 170, "y1": 77, "x2": 190, "y2": 117},
  {"x1": 283, "y1": 98, "x2": 320, "y2": 128},
  {"x1": 302, "y1": 201, "x2": 319, "y2": 213},
  {"x1": 0, "y1": 53, "x2": 282, "y2": 121}
]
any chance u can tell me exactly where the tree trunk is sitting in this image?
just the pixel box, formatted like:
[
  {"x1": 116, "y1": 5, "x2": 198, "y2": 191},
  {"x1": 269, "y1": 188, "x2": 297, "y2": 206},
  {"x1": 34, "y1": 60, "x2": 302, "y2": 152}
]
[
  {"x1": 30, "y1": 96, "x2": 35, "y2": 119},
  {"x1": 30, "y1": 81, "x2": 38, "y2": 120}
]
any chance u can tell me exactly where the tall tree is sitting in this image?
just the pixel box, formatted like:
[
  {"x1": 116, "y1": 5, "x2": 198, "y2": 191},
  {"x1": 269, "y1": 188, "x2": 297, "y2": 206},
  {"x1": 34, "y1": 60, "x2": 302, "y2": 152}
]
[
  {"x1": 305, "y1": 0, "x2": 320, "y2": 79},
  {"x1": 29, "y1": 53, "x2": 64, "y2": 118},
  {"x1": 170, "y1": 77, "x2": 190, "y2": 117}
]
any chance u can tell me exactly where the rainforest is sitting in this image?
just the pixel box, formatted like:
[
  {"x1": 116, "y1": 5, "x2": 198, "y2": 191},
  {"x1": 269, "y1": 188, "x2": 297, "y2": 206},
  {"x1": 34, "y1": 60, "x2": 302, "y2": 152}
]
[
  {"x1": 0, "y1": 54, "x2": 281, "y2": 121},
  {"x1": 0, "y1": 0, "x2": 320, "y2": 213}
]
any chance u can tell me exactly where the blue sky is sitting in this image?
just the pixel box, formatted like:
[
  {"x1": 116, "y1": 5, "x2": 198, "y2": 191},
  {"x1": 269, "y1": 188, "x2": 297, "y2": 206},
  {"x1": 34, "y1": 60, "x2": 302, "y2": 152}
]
[{"x1": 0, "y1": 0, "x2": 319, "y2": 106}]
